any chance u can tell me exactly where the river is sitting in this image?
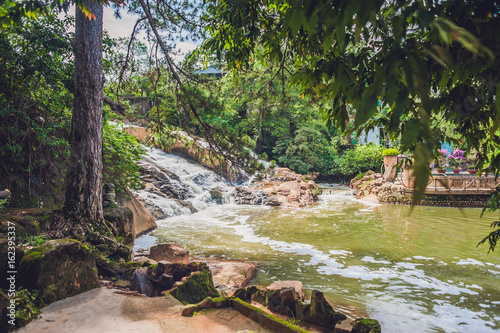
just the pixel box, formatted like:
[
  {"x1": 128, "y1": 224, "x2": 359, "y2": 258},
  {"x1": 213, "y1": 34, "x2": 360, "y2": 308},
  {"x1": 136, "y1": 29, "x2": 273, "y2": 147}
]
[{"x1": 135, "y1": 149, "x2": 500, "y2": 332}]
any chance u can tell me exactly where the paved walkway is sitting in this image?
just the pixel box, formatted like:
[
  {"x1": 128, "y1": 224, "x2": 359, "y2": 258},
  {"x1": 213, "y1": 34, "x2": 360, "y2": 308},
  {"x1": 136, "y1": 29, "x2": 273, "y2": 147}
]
[{"x1": 18, "y1": 287, "x2": 272, "y2": 333}]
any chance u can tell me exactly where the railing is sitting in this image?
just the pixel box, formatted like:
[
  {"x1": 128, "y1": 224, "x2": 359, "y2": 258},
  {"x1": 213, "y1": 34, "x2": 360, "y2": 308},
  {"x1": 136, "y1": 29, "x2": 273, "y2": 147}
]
[{"x1": 404, "y1": 174, "x2": 500, "y2": 193}]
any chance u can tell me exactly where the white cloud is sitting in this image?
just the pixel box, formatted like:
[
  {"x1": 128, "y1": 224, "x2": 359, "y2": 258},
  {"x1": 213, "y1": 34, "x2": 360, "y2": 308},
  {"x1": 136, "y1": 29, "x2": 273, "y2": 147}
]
[{"x1": 171, "y1": 41, "x2": 198, "y2": 63}]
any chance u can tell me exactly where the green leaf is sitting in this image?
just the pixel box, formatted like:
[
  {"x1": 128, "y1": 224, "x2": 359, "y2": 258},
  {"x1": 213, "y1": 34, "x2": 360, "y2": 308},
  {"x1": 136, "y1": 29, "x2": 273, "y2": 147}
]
[
  {"x1": 400, "y1": 119, "x2": 421, "y2": 150},
  {"x1": 355, "y1": 89, "x2": 378, "y2": 127},
  {"x1": 412, "y1": 143, "x2": 432, "y2": 206},
  {"x1": 491, "y1": 84, "x2": 500, "y2": 138}
]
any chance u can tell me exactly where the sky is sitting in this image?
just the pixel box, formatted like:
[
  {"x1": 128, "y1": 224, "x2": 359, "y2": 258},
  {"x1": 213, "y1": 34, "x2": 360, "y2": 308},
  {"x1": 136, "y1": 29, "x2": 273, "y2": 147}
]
[{"x1": 61, "y1": 6, "x2": 199, "y2": 62}]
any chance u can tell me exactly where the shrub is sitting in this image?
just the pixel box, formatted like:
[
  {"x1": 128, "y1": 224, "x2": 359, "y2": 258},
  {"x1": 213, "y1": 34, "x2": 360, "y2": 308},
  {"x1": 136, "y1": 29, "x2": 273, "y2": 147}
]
[
  {"x1": 103, "y1": 122, "x2": 146, "y2": 194},
  {"x1": 382, "y1": 148, "x2": 399, "y2": 156},
  {"x1": 330, "y1": 144, "x2": 384, "y2": 178}
]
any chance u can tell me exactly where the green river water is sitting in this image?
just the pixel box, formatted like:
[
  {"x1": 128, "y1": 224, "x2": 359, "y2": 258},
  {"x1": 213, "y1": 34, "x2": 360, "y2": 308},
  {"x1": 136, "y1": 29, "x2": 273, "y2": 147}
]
[{"x1": 136, "y1": 185, "x2": 500, "y2": 332}]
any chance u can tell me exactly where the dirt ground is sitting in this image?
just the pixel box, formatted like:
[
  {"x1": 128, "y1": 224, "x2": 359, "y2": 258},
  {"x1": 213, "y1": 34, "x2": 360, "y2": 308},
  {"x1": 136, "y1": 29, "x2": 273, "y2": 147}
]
[{"x1": 17, "y1": 287, "x2": 273, "y2": 333}]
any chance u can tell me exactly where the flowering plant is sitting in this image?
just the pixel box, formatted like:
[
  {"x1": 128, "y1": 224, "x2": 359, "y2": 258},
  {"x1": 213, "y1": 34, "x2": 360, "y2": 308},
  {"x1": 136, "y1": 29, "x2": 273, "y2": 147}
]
[
  {"x1": 449, "y1": 148, "x2": 465, "y2": 168},
  {"x1": 465, "y1": 151, "x2": 478, "y2": 169},
  {"x1": 435, "y1": 149, "x2": 448, "y2": 168}
]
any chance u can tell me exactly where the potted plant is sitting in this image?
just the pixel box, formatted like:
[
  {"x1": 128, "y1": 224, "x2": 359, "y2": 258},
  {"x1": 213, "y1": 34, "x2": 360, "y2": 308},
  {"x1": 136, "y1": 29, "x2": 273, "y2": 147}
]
[
  {"x1": 465, "y1": 151, "x2": 477, "y2": 174},
  {"x1": 449, "y1": 148, "x2": 465, "y2": 173},
  {"x1": 382, "y1": 148, "x2": 399, "y2": 181},
  {"x1": 434, "y1": 149, "x2": 448, "y2": 174}
]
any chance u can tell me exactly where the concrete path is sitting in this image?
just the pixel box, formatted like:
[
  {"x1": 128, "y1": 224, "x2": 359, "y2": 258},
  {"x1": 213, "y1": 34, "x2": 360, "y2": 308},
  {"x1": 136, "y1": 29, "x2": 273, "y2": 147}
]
[{"x1": 18, "y1": 287, "x2": 272, "y2": 333}]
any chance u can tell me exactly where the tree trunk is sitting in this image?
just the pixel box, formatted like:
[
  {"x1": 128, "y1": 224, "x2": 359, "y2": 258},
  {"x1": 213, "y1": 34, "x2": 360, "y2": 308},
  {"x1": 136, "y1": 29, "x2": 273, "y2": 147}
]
[{"x1": 64, "y1": 2, "x2": 104, "y2": 227}]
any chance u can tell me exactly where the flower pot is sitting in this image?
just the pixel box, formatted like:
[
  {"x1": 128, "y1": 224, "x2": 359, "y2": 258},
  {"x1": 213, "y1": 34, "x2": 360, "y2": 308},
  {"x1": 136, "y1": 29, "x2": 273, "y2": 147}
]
[
  {"x1": 452, "y1": 169, "x2": 461, "y2": 174},
  {"x1": 436, "y1": 169, "x2": 446, "y2": 174},
  {"x1": 468, "y1": 169, "x2": 477, "y2": 174},
  {"x1": 383, "y1": 155, "x2": 399, "y2": 181}
]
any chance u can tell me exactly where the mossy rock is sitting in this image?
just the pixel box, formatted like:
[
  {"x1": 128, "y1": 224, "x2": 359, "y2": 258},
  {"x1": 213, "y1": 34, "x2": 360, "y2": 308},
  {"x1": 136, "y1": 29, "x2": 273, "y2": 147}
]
[
  {"x1": 296, "y1": 290, "x2": 346, "y2": 328},
  {"x1": 209, "y1": 189, "x2": 223, "y2": 204},
  {"x1": 352, "y1": 318, "x2": 382, "y2": 333},
  {"x1": 251, "y1": 288, "x2": 272, "y2": 306},
  {"x1": 168, "y1": 262, "x2": 219, "y2": 304},
  {"x1": 19, "y1": 239, "x2": 99, "y2": 304}
]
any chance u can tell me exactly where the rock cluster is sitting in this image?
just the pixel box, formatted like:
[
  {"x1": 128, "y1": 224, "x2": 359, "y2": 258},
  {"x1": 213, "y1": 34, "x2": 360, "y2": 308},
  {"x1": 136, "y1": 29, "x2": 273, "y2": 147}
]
[
  {"x1": 235, "y1": 168, "x2": 319, "y2": 208},
  {"x1": 134, "y1": 243, "x2": 257, "y2": 295},
  {"x1": 235, "y1": 284, "x2": 347, "y2": 329},
  {"x1": 350, "y1": 171, "x2": 405, "y2": 203},
  {"x1": 130, "y1": 261, "x2": 219, "y2": 303}
]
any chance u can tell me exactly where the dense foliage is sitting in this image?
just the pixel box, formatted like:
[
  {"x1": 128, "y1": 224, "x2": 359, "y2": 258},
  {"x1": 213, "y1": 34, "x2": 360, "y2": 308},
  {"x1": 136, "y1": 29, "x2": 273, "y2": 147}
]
[
  {"x1": 103, "y1": 122, "x2": 145, "y2": 194},
  {"x1": 331, "y1": 144, "x2": 385, "y2": 178},
  {"x1": 0, "y1": 12, "x2": 145, "y2": 207},
  {"x1": 0, "y1": 13, "x2": 74, "y2": 206}
]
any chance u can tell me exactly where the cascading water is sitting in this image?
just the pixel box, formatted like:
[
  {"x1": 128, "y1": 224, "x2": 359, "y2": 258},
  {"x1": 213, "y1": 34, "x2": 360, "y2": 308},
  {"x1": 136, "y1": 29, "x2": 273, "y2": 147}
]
[{"x1": 134, "y1": 147, "x2": 237, "y2": 220}]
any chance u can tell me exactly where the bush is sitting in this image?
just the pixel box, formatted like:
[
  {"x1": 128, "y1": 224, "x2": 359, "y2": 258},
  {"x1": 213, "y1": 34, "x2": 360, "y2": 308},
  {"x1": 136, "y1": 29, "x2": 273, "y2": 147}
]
[
  {"x1": 330, "y1": 144, "x2": 384, "y2": 178},
  {"x1": 382, "y1": 148, "x2": 399, "y2": 156},
  {"x1": 103, "y1": 122, "x2": 146, "y2": 194}
]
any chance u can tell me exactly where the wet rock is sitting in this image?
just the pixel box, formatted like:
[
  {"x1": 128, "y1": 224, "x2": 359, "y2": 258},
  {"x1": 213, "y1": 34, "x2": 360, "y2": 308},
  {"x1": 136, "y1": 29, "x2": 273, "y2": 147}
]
[
  {"x1": 19, "y1": 239, "x2": 99, "y2": 304},
  {"x1": 268, "y1": 280, "x2": 305, "y2": 301},
  {"x1": 177, "y1": 199, "x2": 198, "y2": 213},
  {"x1": 352, "y1": 318, "x2": 382, "y2": 333},
  {"x1": 210, "y1": 188, "x2": 224, "y2": 204},
  {"x1": 138, "y1": 157, "x2": 192, "y2": 200},
  {"x1": 149, "y1": 243, "x2": 189, "y2": 264},
  {"x1": 296, "y1": 289, "x2": 346, "y2": 328},
  {"x1": 130, "y1": 266, "x2": 155, "y2": 297}
]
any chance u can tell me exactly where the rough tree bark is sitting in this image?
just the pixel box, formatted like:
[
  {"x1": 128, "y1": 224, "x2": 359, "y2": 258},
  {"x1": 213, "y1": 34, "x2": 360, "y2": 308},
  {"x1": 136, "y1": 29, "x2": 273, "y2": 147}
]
[{"x1": 63, "y1": 1, "x2": 104, "y2": 233}]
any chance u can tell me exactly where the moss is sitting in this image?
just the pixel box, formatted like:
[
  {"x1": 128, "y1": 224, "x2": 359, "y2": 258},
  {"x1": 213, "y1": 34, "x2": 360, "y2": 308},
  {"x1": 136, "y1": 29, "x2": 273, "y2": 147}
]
[
  {"x1": 353, "y1": 318, "x2": 381, "y2": 333},
  {"x1": 231, "y1": 298, "x2": 309, "y2": 333},
  {"x1": 19, "y1": 239, "x2": 99, "y2": 304},
  {"x1": 13, "y1": 288, "x2": 43, "y2": 329},
  {"x1": 168, "y1": 263, "x2": 219, "y2": 304}
]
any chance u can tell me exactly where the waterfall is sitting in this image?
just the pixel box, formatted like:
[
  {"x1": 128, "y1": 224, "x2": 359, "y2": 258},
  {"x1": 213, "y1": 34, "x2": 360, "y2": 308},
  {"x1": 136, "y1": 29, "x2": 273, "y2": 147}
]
[{"x1": 135, "y1": 147, "x2": 240, "y2": 220}]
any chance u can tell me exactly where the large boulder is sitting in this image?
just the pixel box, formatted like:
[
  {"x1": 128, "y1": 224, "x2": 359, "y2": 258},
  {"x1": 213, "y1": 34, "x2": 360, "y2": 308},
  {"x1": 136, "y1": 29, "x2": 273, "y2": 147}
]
[
  {"x1": 296, "y1": 290, "x2": 346, "y2": 328},
  {"x1": 120, "y1": 188, "x2": 157, "y2": 237},
  {"x1": 148, "y1": 243, "x2": 189, "y2": 264},
  {"x1": 203, "y1": 259, "x2": 257, "y2": 293},
  {"x1": 19, "y1": 239, "x2": 99, "y2": 303}
]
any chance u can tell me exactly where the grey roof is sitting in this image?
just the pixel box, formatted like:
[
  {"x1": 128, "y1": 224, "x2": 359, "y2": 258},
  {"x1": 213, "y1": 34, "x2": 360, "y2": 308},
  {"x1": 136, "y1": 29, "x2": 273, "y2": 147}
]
[{"x1": 193, "y1": 67, "x2": 224, "y2": 75}]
